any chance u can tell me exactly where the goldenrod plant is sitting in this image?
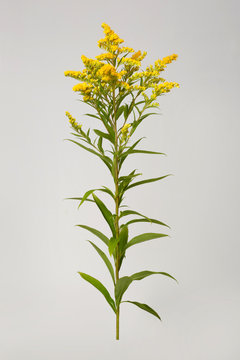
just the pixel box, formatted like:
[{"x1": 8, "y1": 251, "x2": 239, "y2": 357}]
[{"x1": 64, "y1": 23, "x2": 179, "y2": 340}]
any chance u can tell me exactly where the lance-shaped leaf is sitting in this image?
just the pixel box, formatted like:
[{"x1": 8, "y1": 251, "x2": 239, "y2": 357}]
[
  {"x1": 88, "y1": 241, "x2": 115, "y2": 284},
  {"x1": 129, "y1": 149, "x2": 166, "y2": 156},
  {"x1": 84, "y1": 113, "x2": 101, "y2": 120},
  {"x1": 92, "y1": 194, "x2": 116, "y2": 237},
  {"x1": 64, "y1": 197, "x2": 95, "y2": 203},
  {"x1": 125, "y1": 218, "x2": 170, "y2": 229},
  {"x1": 76, "y1": 224, "x2": 109, "y2": 246},
  {"x1": 116, "y1": 105, "x2": 125, "y2": 120},
  {"x1": 115, "y1": 270, "x2": 176, "y2": 307},
  {"x1": 123, "y1": 301, "x2": 161, "y2": 320},
  {"x1": 139, "y1": 112, "x2": 158, "y2": 121},
  {"x1": 130, "y1": 270, "x2": 177, "y2": 282},
  {"x1": 77, "y1": 189, "x2": 95, "y2": 209},
  {"x1": 131, "y1": 112, "x2": 159, "y2": 136},
  {"x1": 126, "y1": 233, "x2": 168, "y2": 249},
  {"x1": 108, "y1": 237, "x2": 118, "y2": 257},
  {"x1": 97, "y1": 136, "x2": 104, "y2": 153},
  {"x1": 94, "y1": 129, "x2": 114, "y2": 144},
  {"x1": 101, "y1": 186, "x2": 115, "y2": 200},
  {"x1": 77, "y1": 187, "x2": 115, "y2": 209},
  {"x1": 119, "y1": 170, "x2": 142, "y2": 195},
  {"x1": 115, "y1": 276, "x2": 133, "y2": 306},
  {"x1": 120, "y1": 209, "x2": 150, "y2": 220},
  {"x1": 126, "y1": 174, "x2": 172, "y2": 191},
  {"x1": 118, "y1": 225, "x2": 128, "y2": 257},
  {"x1": 78, "y1": 272, "x2": 116, "y2": 313},
  {"x1": 65, "y1": 139, "x2": 113, "y2": 173},
  {"x1": 119, "y1": 137, "x2": 146, "y2": 168}
]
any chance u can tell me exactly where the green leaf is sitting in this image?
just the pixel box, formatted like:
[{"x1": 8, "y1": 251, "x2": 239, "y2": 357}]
[
  {"x1": 120, "y1": 209, "x2": 150, "y2": 220},
  {"x1": 119, "y1": 170, "x2": 142, "y2": 194},
  {"x1": 129, "y1": 149, "x2": 166, "y2": 156},
  {"x1": 139, "y1": 112, "x2": 158, "y2": 121},
  {"x1": 123, "y1": 301, "x2": 161, "y2": 320},
  {"x1": 108, "y1": 236, "x2": 118, "y2": 257},
  {"x1": 64, "y1": 197, "x2": 95, "y2": 203},
  {"x1": 73, "y1": 187, "x2": 115, "y2": 209},
  {"x1": 97, "y1": 136, "x2": 104, "y2": 153},
  {"x1": 94, "y1": 129, "x2": 114, "y2": 144},
  {"x1": 100, "y1": 186, "x2": 115, "y2": 200},
  {"x1": 126, "y1": 233, "x2": 168, "y2": 249},
  {"x1": 116, "y1": 105, "x2": 125, "y2": 120},
  {"x1": 76, "y1": 224, "x2": 109, "y2": 246},
  {"x1": 119, "y1": 137, "x2": 146, "y2": 168},
  {"x1": 126, "y1": 174, "x2": 171, "y2": 191},
  {"x1": 125, "y1": 217, "x2": 170, "y2": 228},
  {"x1": 135, "y1": 100, "x2": 146, "y2": 106},
  {"x1": 124, "y1": 104, "x2": 129, "y2": 120},
  {"x1": 78, "y1": 272, "x2": 116, "y2": 313},
  {"x1": 77, "y1": 189, "x2": 95, "y2": 209},
  {"x1": 92, "y1": 194, "x2": 116, "y2": 236},
  {"x1": 130, "y1": 270, "x2": 177, "y2": 282},
  {"x1": 88, "y1": 241, "x2": 115, "y2": 284},
  {"x1": 85, "y1": 113, "x2": 101, "y2": 120},
  {"x1": 65, "y1": 139, "x2": 113, "y2": 173},
  {"x1": 115, "y1": 276, "x2": 132, "y2": 306},
  {"x1": 118, "y1": 225, "x2": 128, "y2": 256},
  {"x1": 66, "y1": 139, "x2": 100, "y2": 157}
]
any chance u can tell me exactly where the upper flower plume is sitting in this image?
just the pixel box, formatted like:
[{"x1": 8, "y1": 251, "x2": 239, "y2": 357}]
[{"x1": 65, "y1": 23, "x2": 179, "y2": 132}]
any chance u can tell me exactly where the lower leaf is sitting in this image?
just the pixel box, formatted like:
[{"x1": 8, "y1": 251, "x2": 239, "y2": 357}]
[
  {"x1": 123, "y1": 300, "x2": 161, "y2": 320},
  {"x1": 78, "y1": 272, "x2": 116, "y2": 313}
]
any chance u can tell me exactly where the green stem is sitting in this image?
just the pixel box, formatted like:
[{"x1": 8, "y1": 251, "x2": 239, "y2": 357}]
[
  {"x1": 113, "y1": 84, "x2": 120, "y2": 340},
  {"x1": 116, "y1": 306, "x2": 120, "y2": 340}
]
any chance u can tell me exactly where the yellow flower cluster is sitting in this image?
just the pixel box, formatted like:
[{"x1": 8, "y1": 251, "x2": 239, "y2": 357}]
[
  {"x1": 97, "y1": 64, "x2": 125, "y2": 83},
  {"x1": 72, "y1": 82, "x2": 94, "y2": 101},
  {"x1": 98, "y1": 23, "x2": 124, "y2": 53},
  {"x1": 64, "y1": 70, "x2": 88, "y2": 81},
  {"x1": 131, "y1": 50, "x2": 147, "y2": 61},
  {"x1": 120, "y1": 82, "x2": 132, "y2": 91},
  {"x1": 65, "y1": 111, "x2": 82, "y2": 131},
  {"x1": 72, "y1": 82, "x2": 93, "y2": 93},
  {"x1": 129, "y1": 70, "x2": 163, "y2": 81},
  {"x1": 119, "y1": 47, "x2": 135, "y2": 53},
  {"x1": 119, "y1": 82, "x2": 145, "y2": 92},
  {"x1": 161, "y1": 54, "x2": 178, "y2": 64},
  {"x1": 64, "y1": 23, "x2": 179, "y2": 105},
  {"x1": 81, "y1": 55, "x2": 103, "y2": 69},
  {"x1": 151, "y1": 81, "x2": 180, "y2": 99},
  {"x1": 121, "y1": 57, "x2": 141, "y2": 68},
  {"x1": 154, "y1": 54, "x2": 178, "y2": 71},
  {"x1": 95, "y1": 52, "x2": 115, "y2": 61},
  {"x1": 121, "y1": 123, "x2": 131, "y2": 135},
  {"x1": 134, "y1": 85, "x2": 146, "y2": 91}
]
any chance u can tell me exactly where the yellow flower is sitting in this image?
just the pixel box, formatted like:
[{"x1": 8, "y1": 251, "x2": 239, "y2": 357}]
[
  {"x1": 95, "y1": 52, "x2": 115, "y2": 61},
  {"x1": 64, "y1": 70, "x2": 88, "y2": 81},
  {"x1": 121, "y1": 57, "x2": 141, "y2": 67},
  {"x1": 72, "y1": 82, "x2": 93, "y2": 93},
  {"x1": 131, "y1": 50, "x2": 142, "y2": 60},
  {"x1": 98, "y1": 23, "x2": 124, "y2": 53},
  {"x1": 121, "y1": 123, "x2": 131, "y2": 134},
  {"x1": 65, "y1": 111, "x2": 82, "y2": 131},
  {"x1": 97, "y1": 63, "x2": 122, "y2": 83},
  {"x1": 151, "y1": 81, "x2": 179, "y2": 99},
  {"x1": 119, "y1": 47, "x2": 135, "y2": 53},
  {"x1": 81, "y1": 55, "x2": 103, "y2": 70}
]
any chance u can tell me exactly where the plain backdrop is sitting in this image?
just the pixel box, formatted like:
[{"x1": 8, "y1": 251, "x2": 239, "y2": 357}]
[{"x1": 0, "y1": 0, "x2": 240, "y2": 359}]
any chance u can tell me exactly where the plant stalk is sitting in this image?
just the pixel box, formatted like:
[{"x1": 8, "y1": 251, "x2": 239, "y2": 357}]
[{"x1": 113, "y1": 85, "x2": 120, "y2": 340}]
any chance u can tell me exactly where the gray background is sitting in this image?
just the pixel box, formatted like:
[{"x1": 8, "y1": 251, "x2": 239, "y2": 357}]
[{"x1": 1, "y1": 0, "x2": 239, "y2": 359}]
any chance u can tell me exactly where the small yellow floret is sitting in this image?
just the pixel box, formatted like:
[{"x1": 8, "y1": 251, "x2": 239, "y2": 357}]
[{"x1": 65, "y1": 111, "x2": 82, "y2": 131}]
